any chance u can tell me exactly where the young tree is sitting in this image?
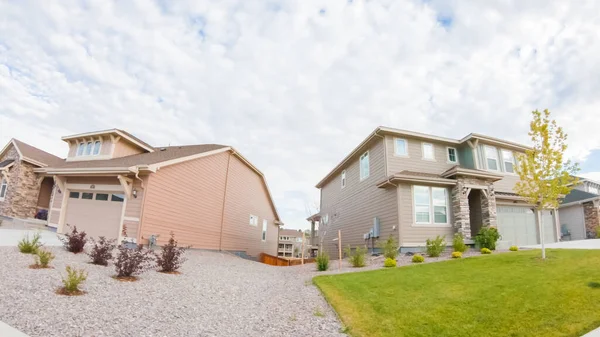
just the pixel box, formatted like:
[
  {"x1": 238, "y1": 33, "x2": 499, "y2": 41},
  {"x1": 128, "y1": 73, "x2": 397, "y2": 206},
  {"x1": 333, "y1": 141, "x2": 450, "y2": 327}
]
[{"x1": 514, "y1": 109, "x2": 579, "y2": 259}]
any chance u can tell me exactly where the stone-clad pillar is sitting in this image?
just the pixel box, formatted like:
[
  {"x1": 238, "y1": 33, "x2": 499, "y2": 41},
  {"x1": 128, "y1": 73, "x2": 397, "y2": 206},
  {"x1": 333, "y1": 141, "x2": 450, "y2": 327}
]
[
  {"x1": 583, "y1": 201, "x2": 599, "y2": 235},
  {"x1": 481, "y1": 183, "x2": 497, "y2": 228},
  {"x1": 452, "y1": 180, "x2": 471, "y2": 239}
]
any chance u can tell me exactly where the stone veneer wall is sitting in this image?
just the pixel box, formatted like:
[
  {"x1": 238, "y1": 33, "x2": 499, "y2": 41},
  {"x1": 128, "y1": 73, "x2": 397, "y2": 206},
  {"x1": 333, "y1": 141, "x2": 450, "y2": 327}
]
[
  {"x1": 481, "y1": 183, "x2": 497, "y2": 227},
  {"x1": 583, "y1": 201, "x2": 600, "y2": 235},
  {"x1": 452, "y1": 177, "x2": 498, "y2": 239},
  {"x1": 0, "y1": 145, "x2": 42, "y2": 218}
]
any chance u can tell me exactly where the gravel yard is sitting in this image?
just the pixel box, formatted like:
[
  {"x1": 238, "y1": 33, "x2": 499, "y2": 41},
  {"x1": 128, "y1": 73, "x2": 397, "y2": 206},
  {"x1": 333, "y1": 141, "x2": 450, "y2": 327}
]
[{"x1": 0, "y1": 247, "x2": 345, "y2": 337}]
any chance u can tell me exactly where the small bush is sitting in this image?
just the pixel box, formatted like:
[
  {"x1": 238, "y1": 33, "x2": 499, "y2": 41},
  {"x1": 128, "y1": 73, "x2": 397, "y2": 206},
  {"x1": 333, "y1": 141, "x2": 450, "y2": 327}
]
[
  {"x1": 87, "y1": 236, "x2": 117, "y2": 266},
  {"x1": 378, "y1": 235, "x2": 399, "y2": 259},
  {"x1": 475, "y1": 227, "x2": 501, "y2": 250},
  {"x1": 451, "y1": 251, "x2": 462, "y2": 259},
  {"x1": 61, "y1": 266, "x2": 87, "y2": 294},
  {"x1": 316, "y1": 251, "x2": 329, "y2": 271},
  {"x1": 155, "y1": 232, "x2": 189, "y2": 273},
  {"x1": 34, "y1": 249, "x2": 55, "y2": 268},
  {"x1": 18, "y1": 232, "x2": 42, "y2": 254},
  {"x1": 60, "y1": 225, "x2": 87, "y2": 253},
  {"x1": 509, "y1": 245, "x2": 519, "y2": 251},
  {"x1": 452, "y1": 233, "x2": 467, "y2": 253},
  {"x1": 412, "y1": 254, "x2": 425, "y2": 263},
  {"x1": 481, "y1": 248, "x2": 492, "y2": 254},
  {"x1": 344, "y1": 245, "x2": 367, "y2": 268},
  {"x1": 426, "y1": 235, "x2": 446, "y2": 257},
  {"x1": 384, "y1": 257, "x2": 397, "y2": 267},
  {"x1": 114, "y1": 244, "x2": 155, "y2": 278}
]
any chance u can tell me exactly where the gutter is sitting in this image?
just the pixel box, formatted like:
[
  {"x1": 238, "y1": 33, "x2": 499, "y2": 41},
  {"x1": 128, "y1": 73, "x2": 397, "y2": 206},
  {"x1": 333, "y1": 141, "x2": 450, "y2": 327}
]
[{"x1": 559, "y1": 196, "x2": 600, "y2": 208}]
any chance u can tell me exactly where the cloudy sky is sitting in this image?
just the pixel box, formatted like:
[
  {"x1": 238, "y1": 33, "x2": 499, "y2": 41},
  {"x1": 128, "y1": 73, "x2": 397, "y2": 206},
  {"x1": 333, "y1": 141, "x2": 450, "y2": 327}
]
[{"x1": 1, "y1": 0, "x2": 599, "y2": 229}]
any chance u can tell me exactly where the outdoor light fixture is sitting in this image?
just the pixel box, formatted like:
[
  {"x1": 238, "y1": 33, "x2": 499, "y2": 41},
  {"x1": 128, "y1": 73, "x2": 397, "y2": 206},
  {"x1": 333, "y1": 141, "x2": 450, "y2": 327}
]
[{"x1": 132, "y1": 188, "x2": 138, "y2": 198}]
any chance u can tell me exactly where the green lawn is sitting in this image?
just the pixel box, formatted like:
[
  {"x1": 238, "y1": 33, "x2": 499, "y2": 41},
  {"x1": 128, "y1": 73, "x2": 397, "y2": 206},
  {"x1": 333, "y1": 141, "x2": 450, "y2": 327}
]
[{"x1": 314, "y1": 250, "x2": 600, "y2": 337}]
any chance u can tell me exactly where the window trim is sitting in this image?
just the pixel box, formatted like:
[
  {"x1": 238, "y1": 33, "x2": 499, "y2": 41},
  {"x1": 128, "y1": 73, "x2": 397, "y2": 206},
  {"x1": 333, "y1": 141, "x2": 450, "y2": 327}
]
[
  {"x1": 76, "y1": 143, "x2": 85, "y2": 156},
  {"x1": 412, "y1": 185, "x2": 451, "y2": 227},
  {"x1": 446, "y1": 147, "x2": 458, "y2": 164},
  {"x1": 341, "y1": 170, "x2": 346, "y2": 189},
  {"x1": 92, "y1": 141, "x2": 102, "y2": 155},
  {"x1": 359, "y1": 151, "x2": 370, "y2": 181},
  {"x1": 421, "y1": 143, "x2": 435, "y2": 161},
  {"x1": 261, "y1": 219, "x2": 268, "y2": 242},
  {"x1": 0, "y1": 178, "x2": 7, "y2": 200},
  {"x1": 393, "y1": 138, "x2": 409, "y2": 157},
  {"x1": 501, "y1": 149, "x2": 516, "y2": 174},
  {"x1": 484, "y1": 145, "x2": 500, "y2": 172}
]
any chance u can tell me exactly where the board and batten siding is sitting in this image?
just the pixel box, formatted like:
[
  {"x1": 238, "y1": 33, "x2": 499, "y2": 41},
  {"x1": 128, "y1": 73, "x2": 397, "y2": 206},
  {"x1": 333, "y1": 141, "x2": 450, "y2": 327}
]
[
  {"x1": 319, "y1": 138, "x2": 398, "y2": 259},
  {"x1": 385, "y1": 135, "x2": 459, "y2": 176}
]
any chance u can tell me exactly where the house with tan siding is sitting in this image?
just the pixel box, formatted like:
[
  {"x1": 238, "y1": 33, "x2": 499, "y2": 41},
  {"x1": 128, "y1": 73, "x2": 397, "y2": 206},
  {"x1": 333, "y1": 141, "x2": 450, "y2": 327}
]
[
  {"x1": 311, "y1": 126, "x2": 561, "y2": 258},
  {"x1": 0, "y1": 129, "x2": 282, "y2": 257}
]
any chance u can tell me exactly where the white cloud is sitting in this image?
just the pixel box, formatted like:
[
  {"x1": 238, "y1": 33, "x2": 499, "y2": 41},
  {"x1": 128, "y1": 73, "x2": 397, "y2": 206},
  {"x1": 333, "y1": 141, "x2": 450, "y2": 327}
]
[{"x1": 1, "y1": 0, "x2": 600, "y2": 229}]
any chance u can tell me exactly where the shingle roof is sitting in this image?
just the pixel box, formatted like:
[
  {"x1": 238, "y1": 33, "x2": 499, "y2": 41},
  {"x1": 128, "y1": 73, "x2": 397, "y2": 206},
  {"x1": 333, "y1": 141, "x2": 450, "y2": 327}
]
[
  {"x1": 47, "y1": 144, "x2": 228, "y2": 169},
  {"x1": 12, "y1": 139, "x2": 64, "y2": 167},
  {"x1": 396, "y1": 170, "x2": 442, "y2": 178},
  {"x1": 561, "y1": 189, "x2": 600, "y2": 204},
  {"x1": 279, "y1": 229, "x2": 304, "y2": 237},
  {"x1": 0, "y1": 159, "x2": 14, "y2": 168}
]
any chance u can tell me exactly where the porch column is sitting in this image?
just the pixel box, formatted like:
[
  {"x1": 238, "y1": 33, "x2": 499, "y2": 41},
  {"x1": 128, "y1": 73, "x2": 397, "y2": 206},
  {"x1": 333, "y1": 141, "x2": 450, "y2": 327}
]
[
  {"x1": 310, "y1": 220, "x2": 315, "y2": 246},
  {"x1": 481, "y1": 183, "x2": 497, "y2": 228},
  {"x1": 583, "y1": 201, "x2": 600, "y2": 235},
  {"x1": 452, "y1": 180, "x2": 471, "y2": 239}
]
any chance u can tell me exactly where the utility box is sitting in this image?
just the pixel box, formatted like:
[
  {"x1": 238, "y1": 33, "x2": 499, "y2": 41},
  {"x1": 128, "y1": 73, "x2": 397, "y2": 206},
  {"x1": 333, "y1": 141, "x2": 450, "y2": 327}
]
[{"x1": 373, "y1": 217, "x2": 380, "y2": 238}]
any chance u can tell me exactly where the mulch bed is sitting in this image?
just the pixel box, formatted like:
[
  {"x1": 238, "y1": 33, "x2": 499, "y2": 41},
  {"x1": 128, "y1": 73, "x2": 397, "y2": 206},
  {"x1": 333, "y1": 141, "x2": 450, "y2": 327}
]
[
  {"x1": 112, "y1": 275, "x2": 139, "y2": 282},
  {"x1": 158, "y1": 270, "x2": 181, "y2": 275},
  {"x1": 55, "y1": 287, "x2": 86, "y2": 296},
  {"x1": 28, "y1": 264, "x2": 53, "y2": 269}
]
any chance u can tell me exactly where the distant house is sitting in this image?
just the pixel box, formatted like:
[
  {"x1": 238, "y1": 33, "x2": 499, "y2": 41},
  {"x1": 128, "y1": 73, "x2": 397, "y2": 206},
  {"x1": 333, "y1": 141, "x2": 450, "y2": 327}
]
[
  {"x1": 558, "y1": 178, "x2": 600, "y2": 240},
  {"x1": 0, "y1": 129, "x2": 282, "y2": 257},
  {"x1": 278, "y1": 229, "x2": 305, "y2": 257}
]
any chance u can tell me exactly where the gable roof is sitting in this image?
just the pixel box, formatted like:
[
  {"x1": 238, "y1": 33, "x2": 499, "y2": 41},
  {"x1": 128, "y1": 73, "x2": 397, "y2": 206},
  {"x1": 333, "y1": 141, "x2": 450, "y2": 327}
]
[
  {"x1": 279, "y1": 229, "x2": 303, "y2": 237},
  {"x1": 61, "y1": 129, "x2": 155, "y2": 153},
  {"x1": 561, "y1": 189, "x2": 600, "y2": 206},
  {"x1": 0, "y1": 159, "x2": 14, "y2": 169},
  {"x1": 0, "y1": 139, "x2": 64, "y2": 167}
]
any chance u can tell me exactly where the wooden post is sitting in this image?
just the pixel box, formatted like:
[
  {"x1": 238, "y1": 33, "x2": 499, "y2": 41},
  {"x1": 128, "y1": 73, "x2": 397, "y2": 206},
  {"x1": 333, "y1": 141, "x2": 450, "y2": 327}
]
[
  {"x1": 338, "y1": 230, "x2": 342, "y2": 271},
  {"x1": 301, "y1": 232, "x2": 305, "y2": 265}
]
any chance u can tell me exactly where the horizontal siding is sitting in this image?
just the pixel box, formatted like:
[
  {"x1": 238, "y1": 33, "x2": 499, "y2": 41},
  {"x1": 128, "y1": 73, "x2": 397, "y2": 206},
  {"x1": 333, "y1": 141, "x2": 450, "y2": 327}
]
[
  {"x1": 398, "y1": 183, "x2": 454, "y2": 246},
  {"x1": 320, "y1": 138, "x2": 398, "y2": 259},
  {"x1": 559, "y1": 205, "x2": 585, "y2": 240},
  {"x1": 124, "y1": 179, "x2": 145, "y2": 219},
  {"x1": 113, "y1": 140, "x2": 144, "y2": 158},
  {"x1": 386, "y1": 135, "x2": 459, "y2": 176},
  {"x1": 122, "y1": 220, "x2": 139, "y2": 241}
]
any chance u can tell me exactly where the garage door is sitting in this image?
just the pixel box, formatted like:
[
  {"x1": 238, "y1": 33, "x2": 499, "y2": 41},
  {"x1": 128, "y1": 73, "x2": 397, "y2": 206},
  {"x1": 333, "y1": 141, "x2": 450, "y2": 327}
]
[
  {"x1": 65, "y1": 191, "x2": 125, "y2": 240},
  {"x1": 541, "y1": 210, "x2": 557, "y2": 244},
  {"x1": 497, "y1": 206, "x2": 538, "y2": 247}
]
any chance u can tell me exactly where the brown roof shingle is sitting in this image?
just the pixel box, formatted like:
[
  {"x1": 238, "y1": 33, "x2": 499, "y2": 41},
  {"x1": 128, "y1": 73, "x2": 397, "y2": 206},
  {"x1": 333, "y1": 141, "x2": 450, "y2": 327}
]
[{"x1": 13, "y1": 139, "x2": 64, "y2": 167}]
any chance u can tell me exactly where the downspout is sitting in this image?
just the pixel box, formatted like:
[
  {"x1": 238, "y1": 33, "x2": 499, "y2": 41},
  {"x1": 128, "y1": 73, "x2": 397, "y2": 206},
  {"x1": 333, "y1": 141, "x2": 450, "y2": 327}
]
[{"x1": 218, "y1": 151, "x2": 233, "y2": 251}]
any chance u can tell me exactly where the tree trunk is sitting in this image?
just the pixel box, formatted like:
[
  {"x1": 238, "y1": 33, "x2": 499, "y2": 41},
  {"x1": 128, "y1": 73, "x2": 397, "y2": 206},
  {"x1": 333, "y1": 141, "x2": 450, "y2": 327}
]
[{"x1": 537, "y1": 208, "x2": 546, "y2": 259}]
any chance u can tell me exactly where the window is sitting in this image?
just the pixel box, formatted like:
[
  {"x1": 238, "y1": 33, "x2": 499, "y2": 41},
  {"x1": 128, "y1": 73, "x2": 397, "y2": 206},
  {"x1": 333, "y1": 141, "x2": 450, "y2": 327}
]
[
  {"x1": 76, "y1": 143, "x2": 85, "y2": 156},
  {"x1": 484, "y1": 146, "x2": 499, "y2": 171},
  {"x1": 95, "y1": 193, "x2": 109, "y2": 201},
  {"x1": 447, "y1": 147, "x2": 458, "y2": 163},
  {"x1": 92, "y1": 141, "x2": 102, "y2": 155},
  {"x1": 341, "y1": 170, "x2": 346, "y2": 189},
  {"x1": 322, "y1": 214, "x2": 329, "y2": 225},
  {"x1": 111, "y1": 194, "x2": 125, "y2": 202},
  {"x1": 249, "y1": 215, "x2": 258, "y2": 226},
  {"x1": 413, "y1": 186, "x2": 449, "y2": 225},
  {"x1": 82, "y1": 192, "x2": 93, "y2": 200},
  {"x1": 85, "y1": 142, "x2": 93, "y2": 156},
  {"x1": 589, "y1": 186, "x2": 599, "y2": 195},
  {"x1": 501, "y1": 150, "x2": 514, "y2": 173},
  {"x1": 0, "y1": 179, "x2": 7, "y2": 200},
  {"x1": 394, "y1": 138, "x2": 408, "y2": 156},
  {"x1": 262, "y1": 219, "x2": 268, "y2": 241},
  {"x1": 359, "y1": 152, "x2": 369, "y2": 180},
  {"x1": 422, "y1": 143, "x2": 435, "y2": 160},
  {"x1": 69, "y1": 192, "x2": 80, "y2": 199}
]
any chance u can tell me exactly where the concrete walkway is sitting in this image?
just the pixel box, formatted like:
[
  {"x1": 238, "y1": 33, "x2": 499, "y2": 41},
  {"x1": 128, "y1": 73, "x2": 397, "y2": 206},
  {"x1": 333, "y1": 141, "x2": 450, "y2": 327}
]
[
  {"x1": 522, "y1": 239, "x2": 600, "y2": 250},
  {"x1": 0, "y1": 321, "x2": 29, "y2": 337},
  {"x1": 0, "y1": 228, "x2": 62, "y2": 247}
]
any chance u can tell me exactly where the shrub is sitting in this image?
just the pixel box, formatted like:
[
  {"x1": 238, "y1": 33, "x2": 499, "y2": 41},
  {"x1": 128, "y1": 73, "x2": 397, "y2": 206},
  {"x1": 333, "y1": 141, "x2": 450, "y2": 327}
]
[
  {"x1": 412, "y1": 254, "x2": 425, "y2": 263},
  {"x1": 451, "y1": 251, "x2": 462, "y2": 259},
  {"x1": 18, "y1": 232, "x2": 42, "y2": 254},
  {"x1": 61, "y1": 266, "x2": 87, "y2": 294},
  {"x1": 481, "y1": 248, "x2": 492, "y2": 254},
  {"x1": 452, "y1": 233, "x2": 467, "y2": 253},
  {"x1": 114, "y1": 244, "x2": 155, "y2": 278},
  {"x1": 155, "y1": 232, "x2": 189, "y2": 273},
  {"x1": 34, "y1": 249, "x2": 55, "y2": 268},
  {"x1": 425, "y1": 235, "x2": 446, "y2": 257},
  {"x1": 384, "y1": 257, "x2": 397, "y2": 267},
  {"x1": 60, "y1": 225, "x2": 87, "y2": 253},
  {"x1": 87, "y1": 236, "x2": 117, "y2": 266},
  {"x1": 316, "y1": 251, "x2": 329, "y2": 271},
  {"x1": 509, "y1": 245, "x2": 519, "y2": 251},
  {"x1": 378, "y1": 235, "x2": 399, "y2": 259},
  {"x1": 475, "y1": 227, "x2": 501, "y2": 250},
  {"x1": 344, "y1": 245, "x2": 367, "y2": 268}
]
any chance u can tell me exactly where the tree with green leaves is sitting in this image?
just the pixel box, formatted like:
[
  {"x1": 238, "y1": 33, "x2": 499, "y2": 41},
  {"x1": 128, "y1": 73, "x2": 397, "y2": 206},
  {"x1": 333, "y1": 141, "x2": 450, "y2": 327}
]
[{"x1": 514, "y1": 109, "x2": 579, "y2": 259}]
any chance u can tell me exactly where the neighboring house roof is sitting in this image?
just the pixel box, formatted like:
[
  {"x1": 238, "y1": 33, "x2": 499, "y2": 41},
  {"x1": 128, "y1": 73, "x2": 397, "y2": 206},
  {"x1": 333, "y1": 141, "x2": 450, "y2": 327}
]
[
  {"x1": 61, "y1": 129, "x2": 155, "y2": 153},
  {"x1": 0, "y1": 139, "x2": 64, "y2": 167},
  {"x1": 279, "y1": 229, "x2": 303, "y2": 237},
  {"x1": 315, "y1": 126, "x2": 530, "y2": 188},
  {"x1": 0, "y1": 159, "x2": 14, "y2": 169},
  {"x1": 561, "y1": 189, "x2": 600, "y2": 206}
]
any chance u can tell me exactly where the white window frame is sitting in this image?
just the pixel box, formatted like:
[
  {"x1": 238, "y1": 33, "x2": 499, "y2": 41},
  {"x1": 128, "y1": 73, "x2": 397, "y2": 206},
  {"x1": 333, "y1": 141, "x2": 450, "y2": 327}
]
[
  {"x1": 446, "y1": 147, "x2": 458, "y2": 164},
  {"x1": 341, "y1": 170, "x2": 346, "y2": 189},
  {"x1": 92, "y1": 141, "x2": 102, "y2": 155},
  {"x1": 249, "y1": 214, "x2": 258, "y2": 226},
  {"x1": 394, "y1": 138, "x2": 409, "y2": 157},
  {"x1": 412, "y1": 185, "x2": 451, "y2": 227},
  {"x1": 422, "y1": 143, "x2": 435, "y2": 161},
  {"x1": 484, "y1": 145, "x2": 500, "y2": 171},
  {"x1": 501, "y1": 149, "x2": 515, "y2": 174},
  {"x1": 76, "y1": 143, "x2": 85, "y2": 156},
  {"x1": 359, "y1": 151, "x2": 369, "y2": 181},
  {"x1": 84, "y1": 142, "x2": 93, "y2": 156},
  {"x1": 0, "y1": 178, "x2": 7, "y2": 200},
  {"x1": 261, "y1": 219, "x2": 267, "y2": 241}
]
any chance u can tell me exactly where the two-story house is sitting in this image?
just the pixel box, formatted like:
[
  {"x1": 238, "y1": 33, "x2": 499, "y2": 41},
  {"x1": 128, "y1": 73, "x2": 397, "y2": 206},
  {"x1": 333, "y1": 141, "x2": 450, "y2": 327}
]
[
  {"x1": 277, "y1": 229, "x2": 305, "y2": 257},
  {"x1": 313, "y1": 126, "x2": 560, "y2": 257},
  {"x1": 558, "y1": 177, "x2": 600, "y2": 240},
  {"x1": 0, "y1": 129, "x2": 282, "y2": 257}
]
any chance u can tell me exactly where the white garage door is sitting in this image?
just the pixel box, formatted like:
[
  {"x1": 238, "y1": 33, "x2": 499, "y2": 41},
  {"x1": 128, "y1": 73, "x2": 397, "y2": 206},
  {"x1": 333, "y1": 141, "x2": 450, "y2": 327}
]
[
  {"x1": 541, "y1": 210, "x2": 557, "y2": 244},
  {"x1": 497, "y1": 206, "x2": 538, "y2": 247},
  {"x1": 65, "y1": 191, "x2": 125, "y2": 240}
]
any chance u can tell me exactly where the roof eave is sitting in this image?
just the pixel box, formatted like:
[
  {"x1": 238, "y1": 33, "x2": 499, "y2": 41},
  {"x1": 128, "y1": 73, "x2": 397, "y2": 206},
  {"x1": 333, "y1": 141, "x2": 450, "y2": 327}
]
[
  {"x1": 62, "y1": 129, "x2": 155, "y2": 153},
  {"x1": 377, "y1": 175, "x2": 457, "y2": 188}
]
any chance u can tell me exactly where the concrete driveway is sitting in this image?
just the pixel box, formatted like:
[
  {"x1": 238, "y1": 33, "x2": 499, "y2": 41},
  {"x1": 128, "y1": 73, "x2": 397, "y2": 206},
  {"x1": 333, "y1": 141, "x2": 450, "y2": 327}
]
[
  {"x1": 523, "y1": 239, "x2": 600, "y2": 250},
  {"x1": 0, "y1": 229, "x2": 62, "y2": 247}
]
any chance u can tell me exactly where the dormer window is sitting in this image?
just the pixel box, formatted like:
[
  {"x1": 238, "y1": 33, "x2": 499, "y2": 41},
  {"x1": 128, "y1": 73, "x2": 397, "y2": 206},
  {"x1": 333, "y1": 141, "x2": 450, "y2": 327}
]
[
  {"x1": 77, "y1": 143, "x2": 85, "y2": 156},
  {"x1": 85, "y1": 142, "x2": 93, "y2": 155},
  {"x1": 76, "y1": 140, "x2": 102, "y2": 157},
  {"x1": 92, "y1": 141, "x2": 102, "y2": 155}
]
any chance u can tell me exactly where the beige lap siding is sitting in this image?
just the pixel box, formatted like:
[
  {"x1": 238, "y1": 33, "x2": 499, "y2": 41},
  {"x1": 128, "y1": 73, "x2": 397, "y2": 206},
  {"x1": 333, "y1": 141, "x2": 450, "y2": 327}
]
[
  {"x1": 113, "y1": 140, "x2": 144, "y2": 158},
  {"x1": 48, "y1": 185, "x2": 62, "y2": 226},
  {"x1": 140, "y1": 152, "x2": 229, "y2": 249}
]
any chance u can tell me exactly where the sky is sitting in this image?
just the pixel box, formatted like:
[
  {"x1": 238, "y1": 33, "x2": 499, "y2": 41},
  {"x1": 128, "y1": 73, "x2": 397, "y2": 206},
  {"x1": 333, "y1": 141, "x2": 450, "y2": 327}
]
[{"x1": 1, "y1": 0, "x2": 600, "y2": 230}]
